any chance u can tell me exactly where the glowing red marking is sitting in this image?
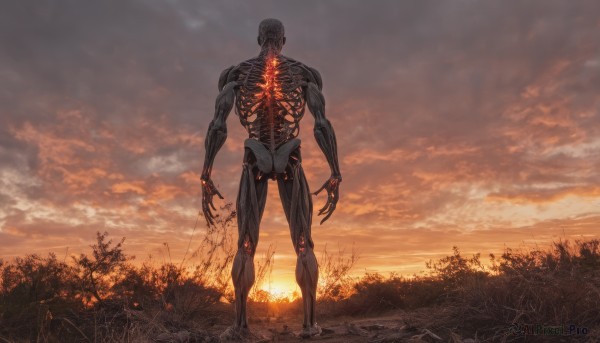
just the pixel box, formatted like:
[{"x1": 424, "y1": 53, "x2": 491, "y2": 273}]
[
  {"x1": 298, "y1": 235, "x2": 306, "y2": 253},
  {"x1": 254, "y1": 53, "x2": 283, "y2": 152},
  {"x1": 243, "y1": 234, "x2": 253, "y2": 254},
  {"x1": 256, "y1": 55, "x2": 282, "y2": 101}
]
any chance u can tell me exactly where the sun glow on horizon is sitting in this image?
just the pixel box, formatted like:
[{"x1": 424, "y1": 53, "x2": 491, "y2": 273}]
[{"x1": 257, "y1": 280, "x2": 299, "y2": 302}]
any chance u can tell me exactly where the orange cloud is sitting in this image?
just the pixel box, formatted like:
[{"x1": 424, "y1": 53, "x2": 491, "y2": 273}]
[{"x1": 111, "y1": 181, "x2": 146, "y2": 195}]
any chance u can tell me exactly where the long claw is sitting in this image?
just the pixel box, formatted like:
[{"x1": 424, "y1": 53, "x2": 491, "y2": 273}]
[
  {"x1": 313, "y1": 183, "x2": 327, "y2": 196},
  {"x1": 201, "y1": 178, "x2": 224, "y2": 228},
  {"x1": 313, "y1": 176, "x2": 341, "y2": 223},
  {"x1": 320, "y1": 211, "x2": 333, "y2": 225},
  {"x1": 207, "y1": 205, "x2": 214, "y2": 221},
  {"x1": 318, "y1": 199, "x2": 330, "y2": 214},
  {"x1": 203, "y1": 204, "x2": 214, "y2": 227}
]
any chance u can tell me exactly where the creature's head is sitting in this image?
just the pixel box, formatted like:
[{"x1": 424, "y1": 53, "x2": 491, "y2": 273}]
[{"x1": 257, "y1": 18, "x2": 286, "y2": 53}]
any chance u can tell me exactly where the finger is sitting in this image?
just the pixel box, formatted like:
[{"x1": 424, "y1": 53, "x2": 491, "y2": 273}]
[
  {"x1": 202, "y1": 203, "x2": 213, "y2": 227},
  {"x1": 319, "y1": 190, "x2": 334, "y2": 214},
  {"x1": 333, "y1": 187, "x2": 340, "y2": 205},
  {"x1": 209, "y1": 197, "x2": 217, "y2": 211},
  {"x1": 206, "y1": 209, "x2": 215, "y2": 227},
  {"x1": 206, "y1": 180, "x2": 224, "y2": 200},
  {"x1": 318, "y1": 196, "x2": 332, "y2": 214},
  {"x1": 203, "y1": 200, "x2": 216, "y2": 226},
  {"x1": 313, "y1": 181, "x2": 327, "y2": 196},
  {"x1": 319, "y1": 203, "x2": 336, "y2": 225},
  {"x1": 318, "y1": 203, "x2": 330, "y2": 216},
  {"x1": 322, "y1": 200, "x2": 335, "y2": 216},
  {"x1": 319, "y1": 200, "x2": 333, "y2": 216},
  {"x1": 206, "y1": 213, "x2": 214, "y2": 227},
  {"x1": 320, "y1": 212, "x2": 332, "y2": 224},
  {"x1": 207, "y1": 201, "x2": 216, "y2": 222}
]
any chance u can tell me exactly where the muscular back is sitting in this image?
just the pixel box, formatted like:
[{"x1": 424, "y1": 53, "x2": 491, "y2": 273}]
[{"x1": 221, "y1": 51, "x2": 322, "y2": 153}]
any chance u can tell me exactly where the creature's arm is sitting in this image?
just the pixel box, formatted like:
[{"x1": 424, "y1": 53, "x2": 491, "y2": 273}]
[
  {"x1": 305, "y1": 70, "x2": 342, "y2": 224},
  {"x1": 201, "y1": 69, "x2": 237, "y2": 226}
]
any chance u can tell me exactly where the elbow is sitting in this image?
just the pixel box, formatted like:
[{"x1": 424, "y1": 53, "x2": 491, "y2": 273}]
[
  {"x1": 313, "y1": 117, "x2": 329, "y2": 131},
  {"x1": 209, "y1": 119, "x2": 227, "y2": 135}
]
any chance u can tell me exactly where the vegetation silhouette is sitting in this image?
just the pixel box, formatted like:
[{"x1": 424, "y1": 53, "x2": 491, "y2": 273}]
[{"x1": 1, "y1": 206, "x2": 599, "y2": 342}]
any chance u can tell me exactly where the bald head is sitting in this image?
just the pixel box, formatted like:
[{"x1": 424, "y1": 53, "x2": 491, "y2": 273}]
[{"x1": 257, "y1": 18, "x2": 286, "y2": 52}]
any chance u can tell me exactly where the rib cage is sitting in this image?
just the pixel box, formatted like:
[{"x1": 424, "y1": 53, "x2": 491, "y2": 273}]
[{"x1": 235, "y1": 52, "x2": 307, "y2": 152}]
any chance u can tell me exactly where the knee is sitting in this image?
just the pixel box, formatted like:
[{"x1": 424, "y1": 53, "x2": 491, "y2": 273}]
[
  {"x1": 296, "y1": 233, "x2": 307, "y2": 255},
  {"x1": 240, "y1": 234, "x2": 255, "y2": 256}
]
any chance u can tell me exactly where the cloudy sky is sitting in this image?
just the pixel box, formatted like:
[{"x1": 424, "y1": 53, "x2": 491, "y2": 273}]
[{"x1": 1, "y1": 0, "x2": 599, "y2": 296}]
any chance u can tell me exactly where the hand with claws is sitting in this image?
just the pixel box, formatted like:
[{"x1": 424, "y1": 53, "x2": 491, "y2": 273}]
[
  {"x1": 201, "y1": 177, "x2": 224, "y2": 227},
  {"x1": 314, "y1": 175, "x2": 342, "y2": 224}
]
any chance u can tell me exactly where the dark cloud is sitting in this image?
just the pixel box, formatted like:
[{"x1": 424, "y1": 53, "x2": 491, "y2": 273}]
[{"x1": 1, "y1": 0, "x2": 599, "y2": 288}]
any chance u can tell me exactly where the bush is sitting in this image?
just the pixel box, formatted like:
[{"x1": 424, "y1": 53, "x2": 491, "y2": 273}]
[
  {"x1": 0, "y1": 205, "x2": 237, "y2": 342},
  {"x1": 317, "y1": 239, "x2": 600, "y2": 341}
]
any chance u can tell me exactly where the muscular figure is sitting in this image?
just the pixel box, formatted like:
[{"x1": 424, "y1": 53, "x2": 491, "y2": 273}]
[{"x1": 201, "y1": 18, "x2": 341, "y2": 338}]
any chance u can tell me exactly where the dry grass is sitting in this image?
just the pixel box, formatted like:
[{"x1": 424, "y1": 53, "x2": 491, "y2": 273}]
[
  {"x1": 321, "y1": 239, "x2": 600, "y2": 341},
  {"x1": 1, "y1": 217, "x2": 599, "y2": 343}
]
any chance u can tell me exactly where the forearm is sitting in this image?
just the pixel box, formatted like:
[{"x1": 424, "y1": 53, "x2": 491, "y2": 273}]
[
  {"x1": 201, "y1": 120, "x2": 227, "y2": 180},
  {"x1": 201, "y1": 81, "x2": 236, "y2": 181},
  {"x1": 314, "y1": 118, "x2": 341, "y2": 178},
  {"x1": 306, "y1": 81, "x2": 341, "y2": 178}
]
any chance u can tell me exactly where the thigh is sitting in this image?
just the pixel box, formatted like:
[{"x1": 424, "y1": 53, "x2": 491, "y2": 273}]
[
  {"x1": 236, "y1": 148, "x2": 269, "y2": 250},
  {"x1": 277, "y1": 159, "x2": 314, "y2": 252}
]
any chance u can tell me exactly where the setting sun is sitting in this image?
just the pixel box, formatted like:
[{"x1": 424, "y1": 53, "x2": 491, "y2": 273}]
[{"x1": 258, "y1": 283, "x2": 299, "y2": 303}]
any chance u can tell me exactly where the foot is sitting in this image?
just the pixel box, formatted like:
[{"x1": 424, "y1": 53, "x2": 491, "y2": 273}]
[
  {"x1": 219, "y1": 325, "x2": 263, "y2": 342},
  {"x1": 298, "y1": 324, "x2": 322, "y2": 338}
]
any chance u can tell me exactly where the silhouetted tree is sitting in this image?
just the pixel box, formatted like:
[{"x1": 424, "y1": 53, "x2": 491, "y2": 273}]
[{"x1": 73, "y1": 232, "x2": 129, "y2": 306}]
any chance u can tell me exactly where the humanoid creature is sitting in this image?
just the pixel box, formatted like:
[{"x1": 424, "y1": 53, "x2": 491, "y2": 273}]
[{"x1": 201, "y1": 18, "x2": 341, "y2": 338}]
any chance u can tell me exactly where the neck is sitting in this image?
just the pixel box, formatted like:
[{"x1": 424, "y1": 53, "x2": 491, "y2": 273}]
[{"x1": 259, "y1": 44, "x2": 281, "y2": 57}]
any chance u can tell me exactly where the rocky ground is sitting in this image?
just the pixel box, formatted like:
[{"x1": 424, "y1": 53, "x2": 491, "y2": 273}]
[{"x1": 155, "y1": 312, "x2": 481, "y2": 343}]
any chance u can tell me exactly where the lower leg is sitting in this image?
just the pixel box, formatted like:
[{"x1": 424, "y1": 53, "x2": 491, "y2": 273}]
[
  {"x1": 232, "y1": 234, "x2": 255, "y2": 328},
  {"x1": 279, "y1": 158, "x2": 321, "y2": 335},
  {"x1": 295, "y1": 233, "x2": 320, "y2": 334}
]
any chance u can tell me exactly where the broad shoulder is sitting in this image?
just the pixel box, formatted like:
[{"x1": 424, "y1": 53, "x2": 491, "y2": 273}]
[
  {"x1": 282, "y1": 55, "x2": 323, "y2": 90},
  {"x1": 218, "y1": 58, "x2": 259, "y2": 91}
]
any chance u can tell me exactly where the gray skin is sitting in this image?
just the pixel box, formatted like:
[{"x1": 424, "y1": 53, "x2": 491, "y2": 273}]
[{"x1": 201, "y1": 18, "x2": 341, "y2": 337}]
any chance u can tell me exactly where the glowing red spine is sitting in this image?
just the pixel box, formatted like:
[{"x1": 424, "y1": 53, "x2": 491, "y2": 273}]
[
  {"x1": 256, "y1": 54, "x2": 282, "y2": 151},
  {"x1": 256, "y1": 55, "x2": 282, "y2": 101}
]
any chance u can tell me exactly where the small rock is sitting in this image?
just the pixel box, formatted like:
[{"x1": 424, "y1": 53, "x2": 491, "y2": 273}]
[
  {"x1": 175, "y1": 330, "x2": 190, "y2": 342},
  {"x1": 298, "y1": 324, "x2": 323, "y2": 338},
  {"x1": 280, "y1": 325, "x2": 294, "y2": 336},
  {"x1": 321, "y1": 327, "x2": 335, "y2": 335},
  {"x1": 219, "y1": 326, "x2": 263, "y2": 342},
  {"x1": 362, "y1": 324, "x2": 387, "y2": 331},
  {"x1": 408, "y1": 329, "x2": 442, "y2": 343},
  {"x1": 155, "y1": 332, "x2": 172, "y2": 343},
  {"x1": 421, "y1": 329, "x2": 442, "y2": 342},
  {"x1": 369, "y1": 332, "x2": 412, "y2": 343},
  {"x1": 449, "y1": 332, "x2": 462, "y2": 343},
  {"x1": 346, "y1": 322, "x2": 369, "y2": 336}
]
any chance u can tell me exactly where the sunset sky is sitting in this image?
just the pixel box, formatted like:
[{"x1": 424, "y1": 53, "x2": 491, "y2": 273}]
[{"x1": 1, "y1": 1, "x2": 599, "y2": 297}]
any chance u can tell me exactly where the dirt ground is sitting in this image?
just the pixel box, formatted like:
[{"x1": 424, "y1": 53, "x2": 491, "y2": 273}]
[{"x1": 204, "y1": 311, "x2": 473, "y2": 343}]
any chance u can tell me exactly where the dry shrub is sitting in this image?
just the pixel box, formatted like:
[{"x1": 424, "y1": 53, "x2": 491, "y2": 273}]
[
  {"x1": 318, "y1": 239, "x2": 600, "y2": 341},
  {"x1": 2, "y1": 218, "x2": 599, "y2": 343},
  {"x1": 318, "y1": 243, "x2": 358, "y2": 302},
  {"x1": 0, "y1": 253, "x2": 82, "y2": 341},
  {"x1": 249, "y1": 243, "x2": 276, "y2": 303},
  {"x1": 449, "y1": 239, "x2": 600, "y2": 340},
  {"x1": 0, "y1": 204, "x2": 237, "y2": 342}
]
